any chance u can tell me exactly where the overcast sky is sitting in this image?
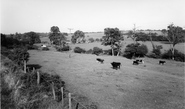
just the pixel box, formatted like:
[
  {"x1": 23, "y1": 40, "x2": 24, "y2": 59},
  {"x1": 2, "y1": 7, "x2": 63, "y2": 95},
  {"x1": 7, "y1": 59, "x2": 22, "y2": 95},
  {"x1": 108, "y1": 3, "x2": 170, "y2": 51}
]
[{"x1": 1, "y1": 0, "x2": 185, "y2": 34}]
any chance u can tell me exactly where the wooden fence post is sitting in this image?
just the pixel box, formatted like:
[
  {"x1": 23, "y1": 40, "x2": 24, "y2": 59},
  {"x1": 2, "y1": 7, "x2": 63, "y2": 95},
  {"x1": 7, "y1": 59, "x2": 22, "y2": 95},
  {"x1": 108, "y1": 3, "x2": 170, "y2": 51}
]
[
  {"x1": 61, "y1": 87, "x2": 64, "y2": 108},
  {"x1": 68, "y1": 93, "x2": 72, "y2": 109},
  {"x1": 24, "y1": 60, "x2": 26, "y2": 73},
  {"x1": 75, "y1": 103, "x2": 79, "y2": 109},
  {"x1": 52, "y1": 82, "x2": 56, "y2": 100},
  {"x1": 37, "y1": 71, "x2": 40, "y2": 84}
]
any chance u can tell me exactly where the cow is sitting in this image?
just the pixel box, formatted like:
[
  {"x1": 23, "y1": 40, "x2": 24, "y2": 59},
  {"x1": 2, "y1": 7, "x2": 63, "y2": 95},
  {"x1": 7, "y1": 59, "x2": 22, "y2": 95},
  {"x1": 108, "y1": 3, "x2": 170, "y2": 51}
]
[
  {"x1": 136, "y1": 59, "x2": 144, "y2": 64},
  {"x1": 96, "y1": 58, "x2": 104, "y2": 64},
  {"x1": 159, "y1": 60, "x2": 166, "y2": 65},
  {"x1": 111, "y1": 62, "x2": 121, "y2": 69},
  {"x1": 133, "y1": 60, "x2": 139, "y2": 65}
]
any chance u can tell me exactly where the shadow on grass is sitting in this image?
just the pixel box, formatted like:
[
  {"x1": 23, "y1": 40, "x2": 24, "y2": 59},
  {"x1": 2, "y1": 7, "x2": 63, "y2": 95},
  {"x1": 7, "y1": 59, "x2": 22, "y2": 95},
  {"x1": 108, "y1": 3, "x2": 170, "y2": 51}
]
[{"x1": 27, "y1": 64, "x2": 42, "y2": 70}]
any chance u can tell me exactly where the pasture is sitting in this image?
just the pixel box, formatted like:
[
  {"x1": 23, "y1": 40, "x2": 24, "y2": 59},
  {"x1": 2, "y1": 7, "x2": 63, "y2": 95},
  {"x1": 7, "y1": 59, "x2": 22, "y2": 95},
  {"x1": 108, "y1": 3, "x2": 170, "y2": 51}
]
[
  {"x1": 28, "y1": 50, "x2": 184, "y2": 109},
  {"x1": 29, "y1": 34, "x2": 185, "y2": 109}
]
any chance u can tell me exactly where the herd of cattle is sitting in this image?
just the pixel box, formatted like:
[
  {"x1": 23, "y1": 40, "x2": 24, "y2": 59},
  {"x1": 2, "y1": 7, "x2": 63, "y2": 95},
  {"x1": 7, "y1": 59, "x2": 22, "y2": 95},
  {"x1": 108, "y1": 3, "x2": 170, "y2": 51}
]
[{"x1": 96, "y1": 58, "x2": 166, "y2": 70}]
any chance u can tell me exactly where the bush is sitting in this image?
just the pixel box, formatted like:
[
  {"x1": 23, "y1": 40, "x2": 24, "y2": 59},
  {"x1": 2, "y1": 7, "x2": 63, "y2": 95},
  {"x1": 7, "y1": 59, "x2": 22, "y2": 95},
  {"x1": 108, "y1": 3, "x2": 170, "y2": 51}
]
[
  {"x1": 42, "y1": 47, "x2": 49, "y2": 51},
  {"x1": 26, "y1": 44, "x2": 39, "y2": 50},
  {"x1": 103, "y1": 48, "x2": 119, "y2": 56},
  {"x1": 161, "y1": 49, "x2": 185, "y2": 62},
  {"x1": 92, "y1": 47, "x2": 103, "y2": 55},
  {"x1": 86, "y1": 49, "x2": 93, "y2": 54},
  {"x1": 74, "y1": 47, "x2": 86, "y2": 53},
  {"x1": 88, "y1": 38, "x2": 95, "y2": 43},
  {"x1": 56, "y1": 46, "x2": 71, "y2": 52},
  {"x1": 123, "y1": 43, "x2": 148, "y2": 59},
  {"x1": 95, "y1": 38, "x2": 100, "y2": 42}
]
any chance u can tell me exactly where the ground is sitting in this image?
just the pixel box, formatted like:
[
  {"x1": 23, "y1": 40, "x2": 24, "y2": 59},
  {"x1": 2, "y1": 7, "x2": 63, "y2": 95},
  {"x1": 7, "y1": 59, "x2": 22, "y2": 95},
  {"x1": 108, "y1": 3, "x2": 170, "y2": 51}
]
[{"x1": 28, "y1": 49, "x2": 185, "y2": 109}]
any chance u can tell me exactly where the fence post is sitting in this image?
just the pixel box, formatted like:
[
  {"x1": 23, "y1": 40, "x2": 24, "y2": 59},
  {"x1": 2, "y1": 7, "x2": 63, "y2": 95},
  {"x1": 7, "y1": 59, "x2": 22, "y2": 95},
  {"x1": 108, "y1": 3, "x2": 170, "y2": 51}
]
[
  {"x1": 75, "y1": 103, "x2": 79, "y2": 109},
  {"x1": 61, "y1": 87, "x2": 64, "y2": 108},
  {"x1": 24, "y1": 60, "x2": 26, "y2": 73},
  {"x1": 37, "y1": 71, "x2": 40, "y2": 84},
  {"x1": 32, "y1": 67, "x2": 35, "y2": 73},
  {"x1": 52, "y1": 82, "x2": 56, "y2": 100},
  {"x1": 68, "y1": 93, "x2": 72, "y2": 109}
]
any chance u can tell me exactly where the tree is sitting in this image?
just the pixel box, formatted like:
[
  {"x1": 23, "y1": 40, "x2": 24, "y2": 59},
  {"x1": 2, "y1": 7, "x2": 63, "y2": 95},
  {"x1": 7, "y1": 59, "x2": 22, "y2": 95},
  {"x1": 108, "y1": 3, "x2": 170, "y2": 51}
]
[
  {"x1": 101, "y1": 28, "x2": 124, "y2": 56},
  {"x1": 23, "y1": 32, "x2": 41, "y2": 45},
  {"x1": 71, "y1": 30, "x2": 85, "y2": 44},
  {"x1": 49, "y1": 26, "x2": 66, "y2": 46},
  {"x1": 165, "y1": 24, "x2": 184, "y2": 60},
  {"x1": 127, "y1": 24, "x2": 137, "y2": 43}
]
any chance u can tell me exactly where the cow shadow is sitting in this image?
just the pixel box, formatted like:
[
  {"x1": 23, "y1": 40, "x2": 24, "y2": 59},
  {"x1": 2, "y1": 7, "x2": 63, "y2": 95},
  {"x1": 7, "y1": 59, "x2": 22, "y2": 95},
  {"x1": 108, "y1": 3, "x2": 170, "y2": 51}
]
[{"x1": 26, "y1": 64, "x2": 42, "y2": 71}]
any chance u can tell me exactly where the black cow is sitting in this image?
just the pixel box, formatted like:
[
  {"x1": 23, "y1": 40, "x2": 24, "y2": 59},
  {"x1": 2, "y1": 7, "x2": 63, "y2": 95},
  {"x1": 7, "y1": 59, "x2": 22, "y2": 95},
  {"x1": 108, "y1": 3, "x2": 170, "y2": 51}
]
[
  {"x1": 111, "y1": 62, "x2": 121, "y2": 69},
  {"x1": 159, "y1": 60, "x2": 166, "y2": 65},
  {"x1": 96, "y1": 58, "x2": 104, "y2": 63},
  {"x1": 133, "y1": 60, "x2": 139, "y2": 65}
]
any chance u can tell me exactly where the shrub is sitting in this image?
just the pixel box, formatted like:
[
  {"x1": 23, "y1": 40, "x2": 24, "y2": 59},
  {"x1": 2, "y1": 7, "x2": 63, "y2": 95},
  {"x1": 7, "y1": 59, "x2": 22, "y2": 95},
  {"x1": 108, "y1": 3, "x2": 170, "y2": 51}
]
[
  {"x1": 56, "y1": 46, "x2": 71, "y2": 52},
  {"x1": 123, "y1": 43, "x2": 148, "y2": 59},
  {"x1": 92, "y1": 47, "x2": 103, "y2": 55},
  {"x1": 95, "y1": 38, "x2": 100, "y2": 42},
  {"x1": 86, "y1": 49, "x2": 93, "y2": 54},
  {"x1": 103, "y1": 48, "x2": 119, "y2": 56},
  {"x1": 161, "y1": 49, "x2": 185, "y2": 62},
  {"x1": 74, "y1": 47, "x2": 86, "y2": 53},
  {"x1": 26, "y1": 44, "x2": 39, "y2": 50},
  {"x1": 88, "y1": 38, "x2": 95, "y2": 43},
  {"x1": 42, "y1": 47, "x2": 49, "y2": 51}
]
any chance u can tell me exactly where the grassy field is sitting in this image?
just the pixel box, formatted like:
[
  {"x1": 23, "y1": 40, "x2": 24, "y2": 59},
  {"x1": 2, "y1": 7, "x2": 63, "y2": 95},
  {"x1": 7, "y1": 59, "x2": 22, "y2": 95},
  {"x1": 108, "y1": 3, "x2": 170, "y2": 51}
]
[
  {"x1": 28, "y1": 49, "x2": 184, "y2": 109},
  {"x1": 31, "y1": 34, "x2": 185, "y2": 109}
]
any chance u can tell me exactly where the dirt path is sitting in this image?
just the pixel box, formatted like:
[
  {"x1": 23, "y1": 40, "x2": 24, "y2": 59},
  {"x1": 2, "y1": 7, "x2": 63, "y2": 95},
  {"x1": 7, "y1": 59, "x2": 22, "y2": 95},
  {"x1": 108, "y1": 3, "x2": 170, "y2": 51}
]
[{"x1": 28, "y1": 50, "x2": 185, "y2": 109}]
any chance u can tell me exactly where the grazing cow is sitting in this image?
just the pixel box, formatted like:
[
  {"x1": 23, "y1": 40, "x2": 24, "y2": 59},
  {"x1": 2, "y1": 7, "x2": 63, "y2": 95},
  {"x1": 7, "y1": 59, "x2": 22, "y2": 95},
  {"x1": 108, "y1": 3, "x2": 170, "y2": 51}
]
[
  {"x1": 159, "y1": 60, "x2": 166, "y2": 65},
  {"x1": 111, "y1": 62, "x2": 121, "y2": 69},
  {"x1": 96, "y1": 58, "x2": 104, "y2": 63},
  {"x1": 133, "y1": 60, "x2": 139, "y2": 65},
  {"x1": 136, "y1": 59, "x2": 144, "y2": 64}
]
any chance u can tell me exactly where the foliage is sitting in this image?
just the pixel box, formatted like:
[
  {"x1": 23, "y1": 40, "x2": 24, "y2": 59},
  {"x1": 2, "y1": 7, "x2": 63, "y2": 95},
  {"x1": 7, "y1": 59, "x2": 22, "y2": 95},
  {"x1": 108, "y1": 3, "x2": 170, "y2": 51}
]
[
  {"x1": 135, "y1": 32, "x2": 168, "y2": 42},
  {"x1": 161, "y1": 49, "x2": 185, "y2": 62},
  {"x1": 49, "y1": 26, "x2": 66, "y2": 45},
  {"x1": 88, "y1": 38, "x2": 95, "y2": 43},
  {"x1": 1, "y1": 56, "x2": 66, "y2": 109},
  {"x1": 42, "y1": 47, "x2": 49, "y2": 51},
  {"x1": 86, "y1": 49, "x2": 93, "y2": 54},
  {"x1": 74, "y1": 47, "x2": 86, "y2": 53},
  {"x1": 95, "y1": 38, "x2": 100, "y2": 42},
  {"x1": 56, "y1": 46, "x2": 71, "y2": 52},
  {"x1": 71, "y1": 30, "x2": 85, "y2": 44},
  {"x1": 101, "y1": 28, "x2": 124, "y2": 56},
  {"x1": 123, "y1": 43, "x2": 148, "y2": 59},
  {"x1": 23, "y1": 31, "x2": 41, "y2": 45},
  {"x1": 92, "y1": 47, "x2": 103, "y2": 55},
  {"x1": 103, "y1": 48, "x2": 119, "y2": 56}
]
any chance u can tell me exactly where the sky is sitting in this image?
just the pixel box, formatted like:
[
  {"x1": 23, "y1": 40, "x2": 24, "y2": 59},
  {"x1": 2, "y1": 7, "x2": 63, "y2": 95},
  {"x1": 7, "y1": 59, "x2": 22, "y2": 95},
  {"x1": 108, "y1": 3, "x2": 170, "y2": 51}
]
[{"x1": 1, "y1": 0, "x2": 185, "y2": 34}]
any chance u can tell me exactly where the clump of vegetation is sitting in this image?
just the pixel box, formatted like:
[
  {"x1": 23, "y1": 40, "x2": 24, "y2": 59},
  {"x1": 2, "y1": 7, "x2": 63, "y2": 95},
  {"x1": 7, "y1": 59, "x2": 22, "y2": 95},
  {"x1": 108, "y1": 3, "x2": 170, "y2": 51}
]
[
  {"x1": 88, "y1": 38, "x2": 95, "y2": 43},
  {"x1": 86, "y1": 49, "x2": 93, "y2": 54},
  {"x1": 71, "y1": 30, "x2": 85, "y2": 44},
  {"x1": 161, "y1": 49, "x2": 185, "y2": 62},
  {"x1": 74, "y1": 47, "x2": 86, "y2": 53},
  {"x1": 1, "y1": 56, "x2": 66, "y2": 109},
  {"x1": 103, "y1": 48, "x2": 120, "y2": 56},
  {"x1": 56, "y1": 46, "x2": 71, "y2": 52},
  {"x1": 92, "y1": 47, "x2": 103, "y2": 55},
  {"x1": 123, "y1": 43, "x2": 148, "y2": 59},
  {"x1": 147, "y1": 45, "x2": 163, "y2": 58},
  {"x1": 42, "y1": 47, "x2": 49, "y2": 51}
]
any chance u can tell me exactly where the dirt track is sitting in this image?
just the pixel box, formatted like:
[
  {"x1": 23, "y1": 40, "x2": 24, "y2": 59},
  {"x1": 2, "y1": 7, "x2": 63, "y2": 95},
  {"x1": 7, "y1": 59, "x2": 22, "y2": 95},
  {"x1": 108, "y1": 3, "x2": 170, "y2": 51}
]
[{"x1": 28, "y1": 50, "x2": 185, "y2": 109}]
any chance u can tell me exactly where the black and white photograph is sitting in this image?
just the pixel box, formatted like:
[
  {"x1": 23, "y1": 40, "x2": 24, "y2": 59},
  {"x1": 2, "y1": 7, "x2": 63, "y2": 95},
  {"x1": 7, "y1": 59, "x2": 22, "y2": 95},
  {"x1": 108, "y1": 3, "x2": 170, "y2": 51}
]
[{"x1": 1, "y1": 0, "x2": 185, "y2": 109}]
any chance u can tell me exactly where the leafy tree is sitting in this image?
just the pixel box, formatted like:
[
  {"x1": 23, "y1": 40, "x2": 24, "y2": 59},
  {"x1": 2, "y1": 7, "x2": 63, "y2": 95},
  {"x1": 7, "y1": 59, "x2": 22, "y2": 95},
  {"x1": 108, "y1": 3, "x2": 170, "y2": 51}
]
[
  {"x1": 23, "y1": 32, "x2": 41, "y2": 45},
  {"x1": 71, "y1": 30, "x2": 85, "y2": 44},
  {"x1": 124, "y1": 43, "x2": 148, "y2": 59},
  {"x1": 165, "y1": 24, "x2": 184, "y2": 60},
  {"x1": 49, "y1": 26, "x2": 66, "y2": 46},
  {"x1": 101, "y1": 28, "x2": 124, "y2": 56}
]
